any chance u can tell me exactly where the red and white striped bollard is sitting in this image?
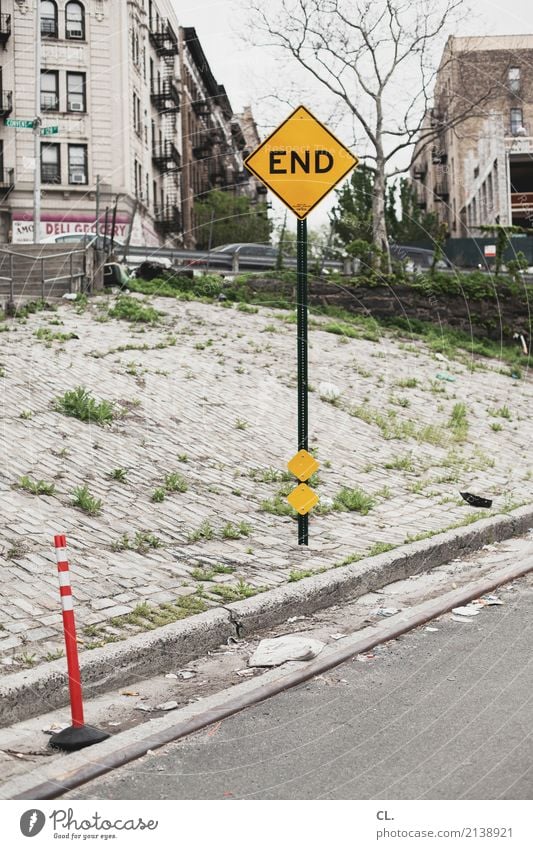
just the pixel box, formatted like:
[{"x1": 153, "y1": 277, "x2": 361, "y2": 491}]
[{"x1": 50, "y1": 534, "x2": 109, "y2": 751}]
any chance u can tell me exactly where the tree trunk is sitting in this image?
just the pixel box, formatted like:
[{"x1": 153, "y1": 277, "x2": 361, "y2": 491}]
[{"x1": 372, "y1": 155, "x2": 390, "y2": 272}]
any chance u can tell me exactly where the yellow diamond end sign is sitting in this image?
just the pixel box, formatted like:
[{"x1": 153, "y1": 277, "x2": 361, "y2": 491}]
[
  {"x1": 287, "y1": 449, "x2": 320, "y2": 482},
  {"x1": 287, "y1": 483, "x2": 319, "y2": 516},
  {"x1": 244, "y1": 105, "x2": 358, "y2": 219}
]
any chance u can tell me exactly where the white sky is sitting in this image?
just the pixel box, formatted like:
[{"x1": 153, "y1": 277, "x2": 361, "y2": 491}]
[{"x1": 173, "y1": 0, "x2": 533, "y2": 231}]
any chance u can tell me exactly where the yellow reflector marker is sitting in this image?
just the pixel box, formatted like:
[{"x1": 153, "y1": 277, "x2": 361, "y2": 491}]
[
  {"x1": 287, "y1": 449, "x2": 320, "y2": 482},
  {"x1": 287, "y1": 483, "x2": 319, "y2": 516}
]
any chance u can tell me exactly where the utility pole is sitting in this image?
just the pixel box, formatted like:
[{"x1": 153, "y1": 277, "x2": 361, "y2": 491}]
[
  {"x1": 95, "y1": 174, "x2": 101, "y2": 240},
  {"x1": 33, "y1": 0, "x2": 42, "y2": 244}
]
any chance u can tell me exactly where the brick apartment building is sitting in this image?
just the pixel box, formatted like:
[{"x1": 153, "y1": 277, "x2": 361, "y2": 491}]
[
  {"x1": 0, "y1": 0, "x2": 261, "y2": 245},
  {"x1": 411, "y1": 35, "x2": 533, "y2": 237}
]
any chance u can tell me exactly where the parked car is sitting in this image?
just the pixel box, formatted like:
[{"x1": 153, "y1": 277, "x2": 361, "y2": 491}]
[
  {"x1": 40, "y1": 233, "x2": 172, "y2": 270},
  {"x1": 390, "y1": 244, "x2": 453, "y2": 272}
]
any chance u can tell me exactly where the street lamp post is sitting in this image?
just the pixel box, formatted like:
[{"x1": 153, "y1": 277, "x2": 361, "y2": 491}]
[{"x1": 33, "y1": 0, "x2": 42, "y2": 244}]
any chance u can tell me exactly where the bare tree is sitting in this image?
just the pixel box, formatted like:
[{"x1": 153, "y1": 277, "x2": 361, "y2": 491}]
[{"x1": 247, "y1": 0, "x2": 490, "y2": 263}]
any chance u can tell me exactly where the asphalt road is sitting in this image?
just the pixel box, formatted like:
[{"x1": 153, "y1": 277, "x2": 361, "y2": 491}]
[{"x1": 69, "y1": 575, "x2": 532, "y2": 800}]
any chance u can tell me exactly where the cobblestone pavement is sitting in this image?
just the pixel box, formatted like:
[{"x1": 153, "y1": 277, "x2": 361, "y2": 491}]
[{"x1": 0, "y1": 290, "x2": 531, "y2": 669}]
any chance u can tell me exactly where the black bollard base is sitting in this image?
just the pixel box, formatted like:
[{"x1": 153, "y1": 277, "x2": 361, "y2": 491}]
[{"x1": 49, "y1": 724, "x2": 110, "y2": 752}]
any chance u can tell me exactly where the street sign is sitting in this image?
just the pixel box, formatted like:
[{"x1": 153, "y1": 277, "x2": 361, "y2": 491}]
[
  {"x1": 5, "y1": 118, "x2": 35, "y2": 129},
  {"x1": 288, "y1": 449, "x2": 320, "y2": 482},
  {"x1": 244, "y1": 105, "x2": 358, "y2": 219},
  {"x1": 287, "y1": 483, "x2": 319, "y2": 516},
  {"x1": 41, "y1": 126, "x2": 59, "y2": 136},
  {"x1": 245, "y1": 107, "x2": 358, "y2": 545}
]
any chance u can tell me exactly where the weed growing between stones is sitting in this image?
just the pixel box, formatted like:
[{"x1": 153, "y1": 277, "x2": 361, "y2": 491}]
[
  {"x1": 72, "y1": 485, "x2": 102, "y2": 516},
  {"x1": 54, "y1": 386, "x2": 115, "y2": 424},
  {"x1": 17, "y1": 475, "x2": 55, "y2": 496}
]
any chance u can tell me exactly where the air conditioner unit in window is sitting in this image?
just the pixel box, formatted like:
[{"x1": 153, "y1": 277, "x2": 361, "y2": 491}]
[
  {"x1": 69, "y1": 101, "x2": 84, "y2": 112},
  {"x1": 71, "y1": 173, "x2": 86, "y2": 184},
  {"x1": 67, "y1": 28, "x2": 83, "y2": 39}
]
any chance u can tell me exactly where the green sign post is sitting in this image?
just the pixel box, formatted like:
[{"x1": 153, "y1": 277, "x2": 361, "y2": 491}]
[
  {"x1": 41, "y1": 126, "x2": 59, "y2": 136},
  {"x1": 244, "y1": 106, "x2": 358, "y2": 545},
  {"x1": 296, "y1": 218, "x2": 309, "y2": 544}
]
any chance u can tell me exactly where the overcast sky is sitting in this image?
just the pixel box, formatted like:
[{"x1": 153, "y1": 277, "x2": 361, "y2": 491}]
[{"x1": 173, "y1": 0, "x2": 533, "y2": 231}]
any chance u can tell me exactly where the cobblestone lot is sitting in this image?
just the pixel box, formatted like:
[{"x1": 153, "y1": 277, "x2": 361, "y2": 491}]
[{"x1": 1, "y1": 290, "x2": 532, "y2": 669}]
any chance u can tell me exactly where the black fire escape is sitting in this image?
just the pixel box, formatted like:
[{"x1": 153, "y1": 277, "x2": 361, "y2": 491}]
[
  {"x1": 149, "y1": 20, "x2": 179, "y2": 58},
  {"x1": 150, "y1": 80, "x2": 180, "y2": 114}
]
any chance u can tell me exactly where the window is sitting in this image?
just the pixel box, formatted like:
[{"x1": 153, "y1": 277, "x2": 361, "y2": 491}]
[
  {"x1": 41, "y1": 1, "x2": 58, "y2": 38},
  {"x1": 133, "y1": 92, "x2": 141, "y2": 136},
  {"x1": 510, "y1": 107, "x2": 524, "y2": 135},
  {"x1": 40, "y1": 70, "x2": 59, "y2": 111},
  {"x1": 508, "y1": 67, "x2": 520, "y2": 94},
  {"x1": 41, "y1": 143, "x2": 61, "y2": 184},
  {"x1": 66, "y1": 72, "x2": 86, "y2": 112},
  {"x1": 65, "y1": 2, "x2": 85, "y2": 40},
  {"x1": 68, "y1": 144, "x2": 87, "y2": 184}
]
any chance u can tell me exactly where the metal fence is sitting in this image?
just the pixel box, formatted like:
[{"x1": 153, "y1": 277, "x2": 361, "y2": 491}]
[{"x1": 0, "y1": 245, "x2": 94, "y2": 306}]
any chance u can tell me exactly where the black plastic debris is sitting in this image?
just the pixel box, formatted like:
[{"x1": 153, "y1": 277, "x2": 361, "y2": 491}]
[{"x1": 459, "y1": 491, "x2": 493, "y2": 508}]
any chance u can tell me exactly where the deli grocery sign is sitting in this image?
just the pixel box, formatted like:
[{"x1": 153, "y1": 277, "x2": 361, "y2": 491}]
[{"x1": 12, "y1": 213, "x2": 130, "y2": 243}]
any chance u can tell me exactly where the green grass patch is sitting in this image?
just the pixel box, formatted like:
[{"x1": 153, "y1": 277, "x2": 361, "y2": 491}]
[
  {"x1": 34, "y1": 328, "x2": 77, "y2": 343},
  {"x1": 164, "y1": 472, "x2": 188, "y2": 493},
  {"x1": 384, "y1": 454, "x2": 414, "y2": 472},
  {"x1": 288, "y1": 569, "x2": 314, "y2": 582},
  {"x1": 54, "y1": 386, "x2": 114, "y2": 424},
  {"x1": 72, "y1": 484, "x2": 102, "y2": 515},
  {"x1": 367, "y1": 542, "x2": 397, "y2": 556},
  {"x1": 222, "y1": 521, "x2": 251, "y2": 539},
  {"x1": 108, "y1": 295, "x2": 162, "y2": 325},
  {"x1": 260, "y1": 495, "x2": 295, "y2": 516},
  {"x1": 187, "y1": 519, "x2": 215, "y2": 542},
  {"x1": 17, "y1": 475, "x2": 55, "y2": 496},
  {"x1": 448, "y1": 402, "x2": 468, "y2": 441},
  {"x1": 210, "y1": 580, "x2": 264, "y2": 602},
  {"x1": 333, "y1": 487, "x2": 375, "y2": 514},
  {"x1": 108, "y1": 467, "x2": 128, "y2": 482}
]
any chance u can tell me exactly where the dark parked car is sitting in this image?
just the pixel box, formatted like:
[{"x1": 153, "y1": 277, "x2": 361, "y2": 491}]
[{"x1": 390, "y1": 244, "x2": 453, "y2": 271}]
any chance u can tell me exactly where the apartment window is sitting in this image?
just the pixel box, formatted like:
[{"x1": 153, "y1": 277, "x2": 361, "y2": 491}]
[
  {"x1": 40, "y1": 70, "x2": 59, "y2": 111},
  {"x1": 41, "y1": 1, "x2": 58, "y2": 38},
  {"x1": 68, "y1": 144, "x2": 87, "y2": 184},
  {"x1": 133, "y1": 92, "x2": 141, "y2": 136},
  {"x1": 66, "y1": 72, "x2": 86, "y2": 112},
  {"x1": 510, "y1": 107, "x2": 524, "y2": 135},
  {"x1": 132, "y1": 27, "x2": 140, "y2": 67},
  {"x1": 508, "y1": 67, "x2": 520, "y2": 94},
  {"x1": 41, "y1": 143, "x2": 61, "y2": 184},
  {"x1": 65, "y1": 2, "x2": 85, "y2": 40}
]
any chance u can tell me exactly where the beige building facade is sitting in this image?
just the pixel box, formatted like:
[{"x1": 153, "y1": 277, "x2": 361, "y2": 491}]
[
  {"x1": 411, "y1": 35, "x2": 533, "y2": 237},
  {"x1": 0, "y1": 0, "x2": 259, "y2": 246}
]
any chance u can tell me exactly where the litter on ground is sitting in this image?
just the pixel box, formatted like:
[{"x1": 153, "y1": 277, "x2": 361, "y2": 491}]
[{"x1": 249, "y1": 635, "x2": 325, "y2": 667}]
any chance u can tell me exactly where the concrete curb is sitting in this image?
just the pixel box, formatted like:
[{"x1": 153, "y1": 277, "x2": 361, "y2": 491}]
[{"x1": 1, "y1": 504, "x2": 532, "y2": 728}]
